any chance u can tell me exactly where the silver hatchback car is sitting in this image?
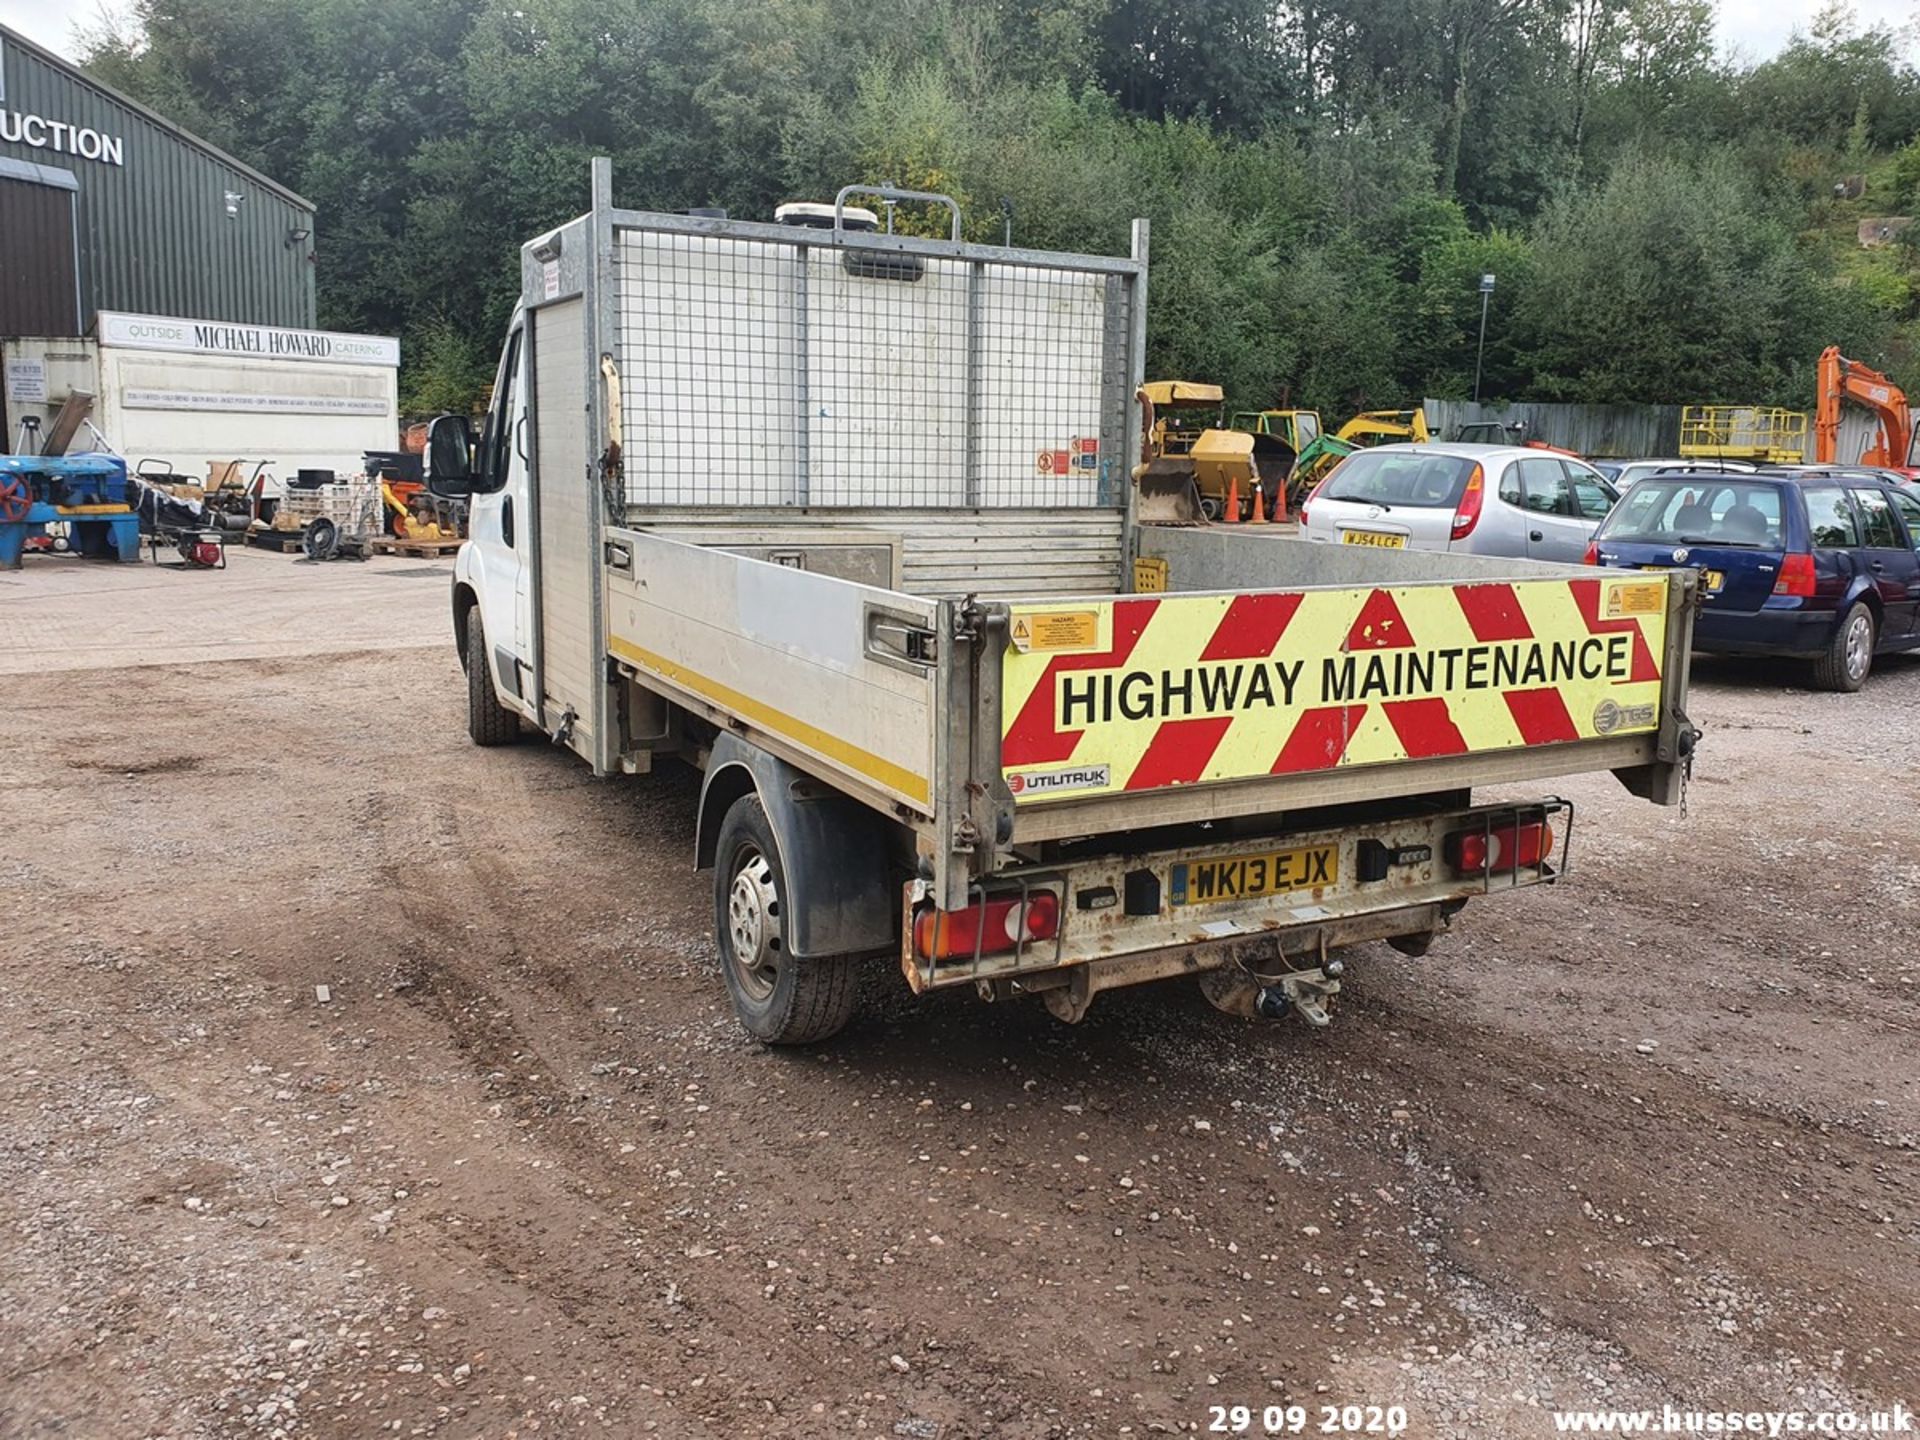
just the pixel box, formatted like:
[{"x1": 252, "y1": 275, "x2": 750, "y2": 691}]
[{"x1": 1300, "y1": 443, "x2": 1620, "y2": 562}]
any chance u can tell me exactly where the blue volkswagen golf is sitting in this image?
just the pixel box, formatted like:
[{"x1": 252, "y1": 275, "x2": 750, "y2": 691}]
[{"x1": 1586, "y1": 472, "x2": 1920, "y2": 691}]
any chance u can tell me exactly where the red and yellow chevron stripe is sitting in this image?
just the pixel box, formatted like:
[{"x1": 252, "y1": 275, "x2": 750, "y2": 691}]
[{"x1": 1000, "y1": 576, "x2": 1669, "y2": 804}]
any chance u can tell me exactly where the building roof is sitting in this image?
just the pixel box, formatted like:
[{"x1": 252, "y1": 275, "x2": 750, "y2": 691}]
[{"x1": 0, "y1": 21, "x2": 314, "y2": 212}]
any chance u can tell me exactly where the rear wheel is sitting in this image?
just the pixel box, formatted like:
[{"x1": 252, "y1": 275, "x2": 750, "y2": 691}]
[
  {"x1": 464, "y1": 605, "x2": 520, "y2": 745},
  {"x1": 712, "y1": 795, "x2": 858, "y2": 1045},
  {"x1": 1812, "y1": 602, "x2": 1874, "y2": 693}
]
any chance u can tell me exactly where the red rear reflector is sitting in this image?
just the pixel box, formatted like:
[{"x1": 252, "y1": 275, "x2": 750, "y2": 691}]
[
  {"x1": 1582, "y1": 541, "x2": 1599, "y2": 565},
  {"x1": 1451, "y1": 464, "x2": 1486, "y2": 539},
  {"x1": 1446, "y1": 821, "x2": 1554, "y2": 875},
  {"x1": 913, "y1": 891, "x2": 1060, "y2": 962},
  {"x1": 1773, "y1": 552, "x2": 1815, "y2": 597}
]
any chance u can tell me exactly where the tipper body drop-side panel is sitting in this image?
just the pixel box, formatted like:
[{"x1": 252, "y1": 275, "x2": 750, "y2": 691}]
[{"x1": 603, "y1": 527, "x2": 943, "y2": 817}]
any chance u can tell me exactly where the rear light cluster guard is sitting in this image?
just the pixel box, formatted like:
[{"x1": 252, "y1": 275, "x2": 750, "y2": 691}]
[
  {"x1": 1441, "y1": 801, "x2": 1571, "y2": 891},
  {"x1": 913, "y1": 887, "x2": 1062, "y2": 966}
]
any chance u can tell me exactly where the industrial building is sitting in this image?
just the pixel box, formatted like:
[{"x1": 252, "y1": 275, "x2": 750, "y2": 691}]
[
  {"x1": 0, "y1": 23, "x2": 398, "y2": 486},
  {"x1": 0, "y1": 23, "x2": 315, "y2": 339}
]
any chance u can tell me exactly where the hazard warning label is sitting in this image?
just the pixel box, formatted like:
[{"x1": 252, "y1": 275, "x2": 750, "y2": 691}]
[
  {"x1": 1000, "y1": 577, "x2": 1669, "y2": 803},
  {"x1": 1603, "y1": 579, "x2": 1665, "y2": 618},
  {"x1": 1009, "y1": 610, "x2": 1100, "y2": 654}
]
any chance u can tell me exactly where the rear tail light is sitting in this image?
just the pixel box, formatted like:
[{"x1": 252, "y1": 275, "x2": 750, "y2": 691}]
[
  {"x1": 913, "y1": 891, "x2": 1059, "y2": 962},
  {"x1": 1773, "y1": 552, "x2": 1815, "y2": 597},
  {"x1": 1298, "y1": 468, "x2": 1337, "y2": 528},
  {"x1": 1445, "y1": 821, "x2": 1554, "y2": 875},
  {"x1": 1451, "y1": 464, "x2": 1486, "y2": 539},
  {"x1": 1582, "y1": 541, "x2": 1600, "y2": 565}
]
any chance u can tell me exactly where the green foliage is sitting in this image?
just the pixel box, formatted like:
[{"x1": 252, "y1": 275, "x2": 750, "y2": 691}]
[
  {"x1": 399, "y1": 318, "x2": 494, "y2": 418},
  {"x1": 1893, "y1": 137, "x2": 1920, "y2": 211},
  {"x1": 81, "y1": 0, "x2": 1920, "y2": 417}
]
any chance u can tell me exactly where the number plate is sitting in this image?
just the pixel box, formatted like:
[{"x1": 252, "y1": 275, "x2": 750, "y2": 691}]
[
  {"x1": 1340, "y1": 529, "x2": 1405, "y2": 548},
  {"x1": 1169, "y1": 845, "x2": 1338, "y2": 906}
]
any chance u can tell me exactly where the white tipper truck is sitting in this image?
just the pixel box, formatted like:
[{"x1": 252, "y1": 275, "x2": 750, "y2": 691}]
[{"x1": 426, "y1": 161, "x2": 1699, "y2": 1044}]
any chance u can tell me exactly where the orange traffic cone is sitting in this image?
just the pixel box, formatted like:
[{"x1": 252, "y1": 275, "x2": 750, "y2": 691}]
[
  {"x1": 1224, "y1": 475, "x2": 1241, "y2": 524},
  {"x1": 1250, "y1": 481, "x2": 1266, "y2": 525}
]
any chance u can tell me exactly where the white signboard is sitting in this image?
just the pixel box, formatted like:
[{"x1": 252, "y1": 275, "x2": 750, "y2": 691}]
[
  {"x1": 122, "y1": 388, "x2": 391, "y2": 416},
  {"x1": 98, "y1": 312, "x2": 400, "y2": 369},
  {"x1": 4, "y1": 357, "x2": 47, "y2": 405}
]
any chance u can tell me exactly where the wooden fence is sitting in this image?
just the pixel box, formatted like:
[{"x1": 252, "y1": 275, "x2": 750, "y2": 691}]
[{"x1": 1421, "y1": 400, "x2": 1683, "y2": 458}]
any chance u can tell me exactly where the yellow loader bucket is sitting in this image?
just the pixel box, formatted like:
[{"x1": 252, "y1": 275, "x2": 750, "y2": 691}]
[{"x1": 1134, "y1": 457, "x2": 1204, "y2": 524}]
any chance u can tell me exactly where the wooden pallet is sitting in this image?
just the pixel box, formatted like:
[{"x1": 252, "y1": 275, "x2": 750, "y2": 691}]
[
  {"x1": 245, "y1": 529, "x2": 309, "y2": 552},
  {"x1": 370, "y1": 536, "x2": 463, "y2": 558}
]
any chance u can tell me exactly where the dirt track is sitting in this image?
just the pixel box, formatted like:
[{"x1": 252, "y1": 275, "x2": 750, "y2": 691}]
[{"x1": 2, "y1": 560, "x2": 1917, "y2": 1439}]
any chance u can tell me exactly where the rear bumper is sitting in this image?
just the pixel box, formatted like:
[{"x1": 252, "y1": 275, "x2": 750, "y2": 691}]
[
  {"x1": 1692, "y1": 604, "x2": 1834, "y2": 657},
  {"x1": 903, "y1": 799, "x2": 1569, "y2": 994}
]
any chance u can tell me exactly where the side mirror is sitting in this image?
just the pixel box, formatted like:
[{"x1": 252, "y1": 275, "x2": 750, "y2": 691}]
[{"x1": 425, "y1": 413, "x2": 474, "y2": 497}]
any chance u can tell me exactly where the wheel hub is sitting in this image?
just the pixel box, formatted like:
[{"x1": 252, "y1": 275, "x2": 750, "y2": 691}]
[
  {"x1": 725, "y1": 850, "x2": 781, "y2": 1001},
  {"x1": 1846, "y1": 614, "x2": 1871, "y2": 681}
]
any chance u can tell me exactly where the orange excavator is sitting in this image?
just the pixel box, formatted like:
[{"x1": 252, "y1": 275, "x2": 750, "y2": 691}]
[{"x1": 1815, "y1": 347, "x2": 1918, "y2": 476}]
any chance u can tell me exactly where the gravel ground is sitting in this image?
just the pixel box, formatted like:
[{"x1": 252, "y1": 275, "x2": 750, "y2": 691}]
[{"x1": 1, "y1": 562, "x2": 1916, "y2": 1439}]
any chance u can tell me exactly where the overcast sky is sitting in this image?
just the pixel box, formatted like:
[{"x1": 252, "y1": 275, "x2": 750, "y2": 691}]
[{"x1": 1, "y1": 0, "x2": 1915, "y2": 69}]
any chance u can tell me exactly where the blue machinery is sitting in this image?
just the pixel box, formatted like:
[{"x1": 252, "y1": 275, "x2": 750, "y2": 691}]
[{"x1": 0, "y1": 453, "x2": 141, "y2": 569}]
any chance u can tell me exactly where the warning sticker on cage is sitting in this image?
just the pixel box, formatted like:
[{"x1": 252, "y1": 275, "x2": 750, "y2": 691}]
[
  {"x1": 1010, "y1": 610, "x2": 1101, "y2": 654},
  {"x1": 1603, "y1": 580, "x2": 1665, "y2": 618}
]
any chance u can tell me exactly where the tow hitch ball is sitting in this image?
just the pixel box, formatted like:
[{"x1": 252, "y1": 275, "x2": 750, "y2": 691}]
[{"x1": 1258, "y1": 959, "x2": 1345, "y2": 1028}]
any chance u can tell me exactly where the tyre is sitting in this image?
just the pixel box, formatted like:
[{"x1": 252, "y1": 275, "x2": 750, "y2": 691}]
[
  {"x1": 464, "y1": 605, "x2": 520, "y2": 745},
  {"x1": 1812, "y1": 602, "x2": 1874, "y2": 693},
  {"x1": 301, "y1": 515, "x2": 338, "y2": 561},
  {"x1": 712, "y1": 794, "x2": 859, "y2": 1045}
]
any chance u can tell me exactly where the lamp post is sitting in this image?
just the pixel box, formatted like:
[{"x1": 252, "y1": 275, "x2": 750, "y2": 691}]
[{"x1": 1473, "y1": 273, "x2": 1496, "y2": 403}]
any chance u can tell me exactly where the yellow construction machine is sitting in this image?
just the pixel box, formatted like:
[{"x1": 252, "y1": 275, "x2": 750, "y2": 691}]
[
  {"x1": 1134, "y1": 381, "x2": 1263, "y2": 523},
  {"x1": 1336, "y1": 409, "x2": 1431, "y2": 446}
]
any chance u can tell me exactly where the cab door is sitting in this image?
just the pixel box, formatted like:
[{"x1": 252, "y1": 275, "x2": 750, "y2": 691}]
[
  {"x1": 468, "y1": 319, "x2": 535, "y2": 713},
  {"x1": 1860, "y1": 486, "x2": 1920, "y2": 640}
]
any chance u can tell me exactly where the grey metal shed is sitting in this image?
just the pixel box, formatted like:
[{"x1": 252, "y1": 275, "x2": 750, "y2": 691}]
[{"x1": 0, "y1": 23, "x2": 316, "y2": 338}]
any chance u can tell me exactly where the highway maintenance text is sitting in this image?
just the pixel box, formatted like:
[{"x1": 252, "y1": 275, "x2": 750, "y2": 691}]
[{"x1": 1057, "y1": 634, "x2": 1636, "y2": 725}]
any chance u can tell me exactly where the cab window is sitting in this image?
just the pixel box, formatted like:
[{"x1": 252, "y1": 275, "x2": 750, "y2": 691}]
[
  {"x1": 474, "y1": 327, "x2": 524, "y2": 495},
  {"x1": 1848, "y1": 488, "x2": 1901, "y2": 549}
]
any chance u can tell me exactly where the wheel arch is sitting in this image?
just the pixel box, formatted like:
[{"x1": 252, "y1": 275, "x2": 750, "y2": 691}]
[
  {"x1": 696, "y1": 734, "x2": 899, "y2": 959},
  {"x1": 453, "y1": 581, "x2": 480, "y2": 665},
  {"x1": 1843, "y1": 581, "x2": 1883, "y2": 622}
]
